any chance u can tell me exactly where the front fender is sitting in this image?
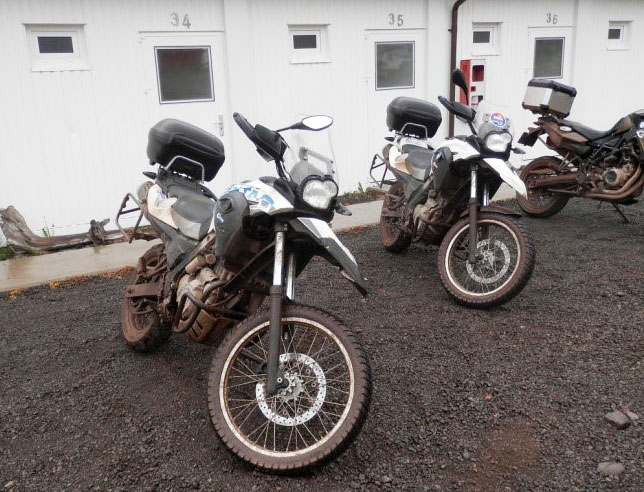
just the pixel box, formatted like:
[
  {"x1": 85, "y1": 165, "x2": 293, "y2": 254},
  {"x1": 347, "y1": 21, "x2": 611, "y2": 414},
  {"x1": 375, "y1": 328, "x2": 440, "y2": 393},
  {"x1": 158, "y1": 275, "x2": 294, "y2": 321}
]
[
  {"x1": 460, "y1": 204, "x2": 522, "y2": 218},
  {"x1": 483, "y1": 158, "x2": 527, "y2": 197},
  {"x1": 290, "y1": 218, "x2": 369, "y2": 296}
]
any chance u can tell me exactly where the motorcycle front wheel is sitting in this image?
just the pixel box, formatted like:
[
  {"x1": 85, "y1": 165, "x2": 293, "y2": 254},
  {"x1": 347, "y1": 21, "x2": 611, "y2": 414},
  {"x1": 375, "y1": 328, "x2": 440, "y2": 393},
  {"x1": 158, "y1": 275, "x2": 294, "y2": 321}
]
[
  {"x1": 437, "y1": 213, "x2": 535, "y2": 308},
  {"x1": 208, "y1": 304, "x2": 371, "y2": 473}
]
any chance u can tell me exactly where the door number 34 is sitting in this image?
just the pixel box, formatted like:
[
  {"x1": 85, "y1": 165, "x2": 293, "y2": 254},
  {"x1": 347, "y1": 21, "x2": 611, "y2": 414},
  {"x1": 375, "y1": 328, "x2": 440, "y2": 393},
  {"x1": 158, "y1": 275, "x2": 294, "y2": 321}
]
[{"x1": 170, "y1": 13, "x2": 192, "y2": 29}]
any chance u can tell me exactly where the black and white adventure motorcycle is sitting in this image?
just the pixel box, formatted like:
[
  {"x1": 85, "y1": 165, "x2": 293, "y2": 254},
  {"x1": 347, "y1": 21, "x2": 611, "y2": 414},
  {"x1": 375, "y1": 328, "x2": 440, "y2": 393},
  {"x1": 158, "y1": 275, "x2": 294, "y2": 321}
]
[
  {"x1": 116, "y1": 113, "x2": 371, "y2": 473},
  {"x1": 370, "y1": 69, "x2": 535, "y2": 308}
]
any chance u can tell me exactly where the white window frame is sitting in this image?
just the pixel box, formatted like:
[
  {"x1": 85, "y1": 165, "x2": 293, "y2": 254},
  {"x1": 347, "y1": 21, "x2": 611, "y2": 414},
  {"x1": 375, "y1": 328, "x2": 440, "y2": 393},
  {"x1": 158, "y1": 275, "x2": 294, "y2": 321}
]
[
  {"x1": 471, "y1": 22, "x2": 500, "y2": 56},
  {"x1": 154, "y1": 46, "x2": 215, "y2": 104},
  {"x1": 25, "y1": 24, "x2": 89, "y2": 72},
  {"x1": 607, "y1": 21, "x2": 631, "y2": 51},
  {"x1": 288, "y1": 25, "x2": 330, "y2": 64}
]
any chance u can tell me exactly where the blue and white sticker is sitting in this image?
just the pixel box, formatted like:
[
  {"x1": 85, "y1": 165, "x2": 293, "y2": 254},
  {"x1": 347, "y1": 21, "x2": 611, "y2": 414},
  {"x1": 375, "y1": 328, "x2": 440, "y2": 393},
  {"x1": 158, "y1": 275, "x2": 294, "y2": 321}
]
[
  {"x1": 639, "y1": 121, "x2": 644, "y2": 129},
  {"x1": 226, "y1": 183, "x2": 276, "y2": 213},
  {"x1": 489, "y1": 112, "x2": 507, "y2": 128}
]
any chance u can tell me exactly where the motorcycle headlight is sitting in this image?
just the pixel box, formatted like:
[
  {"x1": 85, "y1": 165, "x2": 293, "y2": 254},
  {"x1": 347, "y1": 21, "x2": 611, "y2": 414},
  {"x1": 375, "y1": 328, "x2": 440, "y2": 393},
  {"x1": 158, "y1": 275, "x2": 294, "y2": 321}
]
[
  {"x1": 301, "y1": 177, "x2": 338, "y2": 210},
  {"x1": 484, "y1": 131, "x2": 512, "y2": 153}
]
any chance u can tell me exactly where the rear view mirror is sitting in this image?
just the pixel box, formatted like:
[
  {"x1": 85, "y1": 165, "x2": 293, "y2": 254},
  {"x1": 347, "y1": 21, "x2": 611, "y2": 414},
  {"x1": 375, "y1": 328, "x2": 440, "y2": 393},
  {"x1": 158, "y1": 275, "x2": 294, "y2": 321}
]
[
  {"x1": 451, "y1": 69, "x2": 469, "y2": 104},
  {"x1": 300, "y1": 115, "x2": 333, "y2": 131}
]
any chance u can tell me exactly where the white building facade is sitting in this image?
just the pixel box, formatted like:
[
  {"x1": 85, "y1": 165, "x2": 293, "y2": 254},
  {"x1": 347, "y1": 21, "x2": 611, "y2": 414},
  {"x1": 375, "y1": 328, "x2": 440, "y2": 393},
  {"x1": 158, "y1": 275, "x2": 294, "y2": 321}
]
[{"x1": 0, "y1": 0, "x2": 642, "y2": 235}]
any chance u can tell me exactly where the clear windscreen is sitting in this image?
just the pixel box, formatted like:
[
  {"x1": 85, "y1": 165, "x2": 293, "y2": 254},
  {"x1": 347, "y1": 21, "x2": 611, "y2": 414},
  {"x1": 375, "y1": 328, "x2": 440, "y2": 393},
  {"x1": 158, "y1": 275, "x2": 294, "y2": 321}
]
[
  {"x1": 473, "y1": 101, "x2": 514, "y2": 140},
  {"x1": 283, "y1": 123, "x2": 338, "y2": 186}
]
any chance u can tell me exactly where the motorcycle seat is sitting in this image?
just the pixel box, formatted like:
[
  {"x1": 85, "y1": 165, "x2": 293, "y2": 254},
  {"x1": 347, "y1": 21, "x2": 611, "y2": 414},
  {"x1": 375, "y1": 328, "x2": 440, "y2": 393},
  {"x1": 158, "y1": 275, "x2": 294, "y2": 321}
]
[
  {"x1": 403, "y1": 146, "x2": 434, "y2": 181},
  {"x1": 561, "y1": 119, "x2": 621, "y2": 141},
  {"x1": 167, "y1": 184, "x2": 215, "y2": 240}
]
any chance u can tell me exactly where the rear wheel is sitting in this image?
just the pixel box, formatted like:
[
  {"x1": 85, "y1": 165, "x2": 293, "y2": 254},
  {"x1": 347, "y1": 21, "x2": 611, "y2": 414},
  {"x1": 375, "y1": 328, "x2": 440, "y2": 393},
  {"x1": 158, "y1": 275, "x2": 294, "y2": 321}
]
[
  {"x1": 208, "y1": 304, "x2": 371, "y2": 473},
  {"x1": 379, "y1": 182, "x2": 411, "y2": 253},
  {"x1": 517, "y1": 157, "x2": 570, "y2": 217},
  {"x1": 437, "y1": 213, "x2": 535, "y2": 308},
  {"x1": 121, "y1": 244, "x2": 171, "y2": 352}
]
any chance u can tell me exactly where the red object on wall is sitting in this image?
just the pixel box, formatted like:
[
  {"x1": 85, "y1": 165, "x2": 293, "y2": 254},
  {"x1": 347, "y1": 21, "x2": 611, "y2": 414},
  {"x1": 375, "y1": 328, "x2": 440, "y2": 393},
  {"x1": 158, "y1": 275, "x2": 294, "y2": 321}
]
[
  {"x1": 459, "y1": 59, "x2": 471, "y2": 105},
  {"x1": 459, "y1": 59, "x2": 486, "y2": 108}
]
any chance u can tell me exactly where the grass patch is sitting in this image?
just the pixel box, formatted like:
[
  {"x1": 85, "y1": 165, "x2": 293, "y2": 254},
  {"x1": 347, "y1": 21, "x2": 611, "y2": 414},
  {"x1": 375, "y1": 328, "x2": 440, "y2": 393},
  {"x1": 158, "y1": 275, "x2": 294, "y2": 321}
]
[
  {"x1": 0, "y1": 247, "x2": 15, "y2": 261},
  {"x1": 338, "y1": 183, "x2": 383, "y2": 205}
]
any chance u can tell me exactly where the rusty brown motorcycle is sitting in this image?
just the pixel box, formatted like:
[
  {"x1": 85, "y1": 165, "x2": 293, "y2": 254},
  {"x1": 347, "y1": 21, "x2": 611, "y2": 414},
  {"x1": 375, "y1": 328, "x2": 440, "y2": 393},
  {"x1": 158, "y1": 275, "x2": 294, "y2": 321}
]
[{"x1": 518, "y1": 79, "x2": 644, "y2": 220}]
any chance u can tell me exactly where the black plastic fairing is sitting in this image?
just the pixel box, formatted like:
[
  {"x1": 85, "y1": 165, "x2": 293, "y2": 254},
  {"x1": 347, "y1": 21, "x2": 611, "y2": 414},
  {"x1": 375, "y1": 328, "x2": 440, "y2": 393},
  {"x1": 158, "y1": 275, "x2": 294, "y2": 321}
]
[{"x1": 214, "y1": 191, "x2": 250, "y2": 258}]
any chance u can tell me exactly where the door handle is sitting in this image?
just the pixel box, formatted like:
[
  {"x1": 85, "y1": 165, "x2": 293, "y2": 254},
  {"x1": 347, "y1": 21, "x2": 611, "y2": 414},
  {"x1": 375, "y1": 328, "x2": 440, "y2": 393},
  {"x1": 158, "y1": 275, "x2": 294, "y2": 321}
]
[{"x1": 217, "y1": 114, "x2": 224, "y2": 136}]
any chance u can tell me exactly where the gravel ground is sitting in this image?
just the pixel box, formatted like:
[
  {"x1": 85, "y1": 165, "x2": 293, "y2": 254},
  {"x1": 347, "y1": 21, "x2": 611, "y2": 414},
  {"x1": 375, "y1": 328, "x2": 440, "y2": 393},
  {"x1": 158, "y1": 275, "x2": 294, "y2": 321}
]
[{"x1": 1, "y1": 199, "x2": 642, "y2": 491}]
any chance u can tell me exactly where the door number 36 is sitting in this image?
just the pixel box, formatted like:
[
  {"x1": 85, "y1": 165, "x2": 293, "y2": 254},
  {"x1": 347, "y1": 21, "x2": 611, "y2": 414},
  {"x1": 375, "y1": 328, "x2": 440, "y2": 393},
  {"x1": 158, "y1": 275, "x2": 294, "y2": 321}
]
[{"x1": 170, "y1": 13, "x2": 192, "y2": 29}]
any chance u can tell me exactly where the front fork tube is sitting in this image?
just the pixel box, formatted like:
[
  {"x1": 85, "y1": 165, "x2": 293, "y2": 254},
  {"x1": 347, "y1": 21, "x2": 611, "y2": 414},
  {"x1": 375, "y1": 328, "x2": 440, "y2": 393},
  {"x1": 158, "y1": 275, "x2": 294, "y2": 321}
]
[
  {"x1": 468, "y1": 165, "x2": 479, "y2": 263},
  {"x1": 467, "y1": 166, "x2": 490, "y2": 263},
  {"x1": 266, "y1": 224, "x2": 296, "y2": 396}
]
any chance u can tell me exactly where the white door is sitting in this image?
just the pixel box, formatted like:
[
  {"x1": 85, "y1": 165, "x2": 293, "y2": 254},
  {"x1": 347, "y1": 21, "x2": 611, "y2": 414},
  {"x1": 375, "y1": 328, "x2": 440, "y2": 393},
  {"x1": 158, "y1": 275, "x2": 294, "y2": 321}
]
[
  {"x1": 141, "y1": 32, "x2": 233, "y2": 194},
  {"x1": 523, "y1": 27, "x2": 574, "y2": 156},
  {"x1": 366, "y1": 30, "x2": 426, "y2": 162}
]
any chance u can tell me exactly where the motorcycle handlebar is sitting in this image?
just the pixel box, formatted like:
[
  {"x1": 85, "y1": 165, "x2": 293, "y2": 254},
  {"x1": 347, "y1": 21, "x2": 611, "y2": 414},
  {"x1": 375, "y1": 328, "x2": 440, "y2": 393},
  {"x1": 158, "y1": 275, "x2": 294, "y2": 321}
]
[{"x1": 233, "y1": 112, "x2": 256, "y2": 141}]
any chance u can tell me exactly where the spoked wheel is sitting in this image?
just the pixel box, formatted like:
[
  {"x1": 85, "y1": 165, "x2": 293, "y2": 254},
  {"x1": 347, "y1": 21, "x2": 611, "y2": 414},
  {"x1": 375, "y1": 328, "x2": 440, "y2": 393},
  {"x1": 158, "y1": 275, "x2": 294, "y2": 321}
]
[
  {"x1": 121, "y1": 244, "x2": 171, "y2": 352},
  {"x1": 208, "y1": 304, "x2": 371, "y2": 473},
  {"x1": 379, "y1": 182, "x2": 411, "y2": 252},
  {"x1": 437, "y1": 213, "x2": 535, "y2": 308},
  {"x1": 517, "y1": 157, "x2": 570, "y2": 217}
]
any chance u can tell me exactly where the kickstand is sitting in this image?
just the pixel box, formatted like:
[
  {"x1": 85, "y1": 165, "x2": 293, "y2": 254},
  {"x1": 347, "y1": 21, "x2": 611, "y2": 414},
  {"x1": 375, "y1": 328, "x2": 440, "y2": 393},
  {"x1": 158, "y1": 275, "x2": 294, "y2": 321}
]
[{"x1": 611, "y1": 203, "x2": 630, "y2": 224}]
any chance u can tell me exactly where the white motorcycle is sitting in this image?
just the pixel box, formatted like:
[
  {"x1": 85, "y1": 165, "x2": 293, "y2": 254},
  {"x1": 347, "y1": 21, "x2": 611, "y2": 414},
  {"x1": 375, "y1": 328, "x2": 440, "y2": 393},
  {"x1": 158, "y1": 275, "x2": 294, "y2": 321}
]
[
  {"x1": 116, "y1": 113, "x2": 371, "y2": 472},
  {"x1": 370, "y1": 69, "x2": 535, "y2": 308}
]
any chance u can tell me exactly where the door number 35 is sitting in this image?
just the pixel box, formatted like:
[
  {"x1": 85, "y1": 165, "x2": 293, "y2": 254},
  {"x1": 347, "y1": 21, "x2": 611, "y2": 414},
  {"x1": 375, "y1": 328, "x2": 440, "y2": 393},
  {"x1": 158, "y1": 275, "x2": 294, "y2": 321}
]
[
  {"x1": 170, "y1": 13, "x2": 192, "y2": 29},
  {"x1": 388, "y1": 13, "x2": 404, "y2": 27}
]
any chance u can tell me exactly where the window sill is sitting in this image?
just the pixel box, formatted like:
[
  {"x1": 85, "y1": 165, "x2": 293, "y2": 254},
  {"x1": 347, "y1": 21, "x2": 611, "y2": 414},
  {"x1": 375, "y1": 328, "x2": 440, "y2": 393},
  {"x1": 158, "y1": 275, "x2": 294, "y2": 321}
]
[
  {"x1": 31, "y1": 62, "x2": 90, "y2": 72},
  {"x1": 470, "y1": 50, "x2": 500, "y2": 57},
  {"x1": 289, "y1": 57, "x2": 331, "y2": 65}
]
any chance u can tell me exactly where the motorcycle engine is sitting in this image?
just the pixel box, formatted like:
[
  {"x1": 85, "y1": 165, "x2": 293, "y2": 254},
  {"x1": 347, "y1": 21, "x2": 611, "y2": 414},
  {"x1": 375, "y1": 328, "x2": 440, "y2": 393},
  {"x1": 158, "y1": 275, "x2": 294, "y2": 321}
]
[
  {"x1": 412, "y1": 193, "x2": 453, "y2": 245},
  {"x1": 590, "y1": 151, "x2": 637, "y2": 191},
  {"x1": 175, "y1": 253, "x2": 267, "y2": 345}
]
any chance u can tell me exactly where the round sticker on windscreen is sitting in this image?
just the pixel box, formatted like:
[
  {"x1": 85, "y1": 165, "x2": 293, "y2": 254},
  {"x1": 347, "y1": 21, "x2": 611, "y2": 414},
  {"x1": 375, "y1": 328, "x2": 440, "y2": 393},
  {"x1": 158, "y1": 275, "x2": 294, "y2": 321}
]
[
  {"x1": 639, "y1": 121, "x2": 644, "y2": 129},
  {"x1": 490, "y1": 112, "x2": 507, "y2": 128}
]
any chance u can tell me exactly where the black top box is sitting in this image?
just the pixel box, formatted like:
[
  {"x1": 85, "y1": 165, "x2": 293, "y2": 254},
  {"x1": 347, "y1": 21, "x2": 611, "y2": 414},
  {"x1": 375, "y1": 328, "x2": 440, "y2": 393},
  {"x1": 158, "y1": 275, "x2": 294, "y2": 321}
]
[
  {"x1": 387, "y1": 97, "x2": 442, "y2": 138},
  {"x1": 147, "y1": 119, "x2": 225, "y2": 182}
]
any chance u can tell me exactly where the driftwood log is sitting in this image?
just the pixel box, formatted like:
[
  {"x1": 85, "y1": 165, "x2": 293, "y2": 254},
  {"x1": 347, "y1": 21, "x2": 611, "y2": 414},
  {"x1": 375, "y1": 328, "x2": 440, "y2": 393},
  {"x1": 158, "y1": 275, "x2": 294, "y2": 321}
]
[{"x1": 0, "y1": 206, "x2": 121, "y2": 252}]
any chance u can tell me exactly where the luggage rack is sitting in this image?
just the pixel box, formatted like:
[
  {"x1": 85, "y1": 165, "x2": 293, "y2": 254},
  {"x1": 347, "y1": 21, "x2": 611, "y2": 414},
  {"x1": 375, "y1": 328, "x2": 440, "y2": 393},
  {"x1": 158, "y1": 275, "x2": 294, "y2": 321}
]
[
  {"x1": 369, "y1": 152, "x2": 396, "y2": 187},
  {"x1": 115, "y1": 193, "x2": 157, "y2": 243}
]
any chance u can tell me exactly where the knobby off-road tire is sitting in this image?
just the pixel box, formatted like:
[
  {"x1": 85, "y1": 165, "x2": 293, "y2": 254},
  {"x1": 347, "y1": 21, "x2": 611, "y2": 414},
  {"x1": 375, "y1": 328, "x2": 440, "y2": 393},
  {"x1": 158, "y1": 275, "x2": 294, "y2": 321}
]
[
  {"x1": 208, "y1": 304, "x2": 372, "y2": 474},
  {"x1": 379, "y1": 182, "x2": 411, "y2": 253},
  {"x1": 437, "y1": 213, "x2": 536, "y2": 308},
  {"x1": 121, "y1": 244, "x2": 171, "y2": 352},
  {"x1": 517, "y1": 157, "x2": 570, "y2": 217}
]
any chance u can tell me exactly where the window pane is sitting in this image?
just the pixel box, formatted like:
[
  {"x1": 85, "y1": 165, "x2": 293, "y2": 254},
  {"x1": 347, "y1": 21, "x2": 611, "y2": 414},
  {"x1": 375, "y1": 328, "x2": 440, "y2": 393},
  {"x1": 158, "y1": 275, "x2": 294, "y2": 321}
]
[
  {"x1": 156, "y1": 47, "x2": 213, "y2": 102},
  {"x1": 293, "y1": 34, "x2": 317, "y2": 50},
  {"x1": 473, "y1": 31, "x2": 491, "y2": 44},
  {"x1": 533, "y1": 38, "x2": 564, "y2": 78},
  {"x1": 38, "y1": 36, "x2": 73, "y2": 54},
  {"x1": 376, "y1": 42, "x2": 414, "y2": 90},
  {"x1": 608, "y1": 28, "x2": 622, "y2": 40}
]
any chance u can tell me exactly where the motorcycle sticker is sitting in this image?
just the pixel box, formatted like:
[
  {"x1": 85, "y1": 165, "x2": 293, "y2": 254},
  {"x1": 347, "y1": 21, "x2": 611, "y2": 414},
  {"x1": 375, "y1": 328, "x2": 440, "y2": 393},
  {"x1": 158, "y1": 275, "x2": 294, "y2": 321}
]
[
  {"x1": 226, "y1": 183, "x2": 276, "y2": 213},
  {"x1": 489, "y1": 112, "x2": 507, "y2": 128}
]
